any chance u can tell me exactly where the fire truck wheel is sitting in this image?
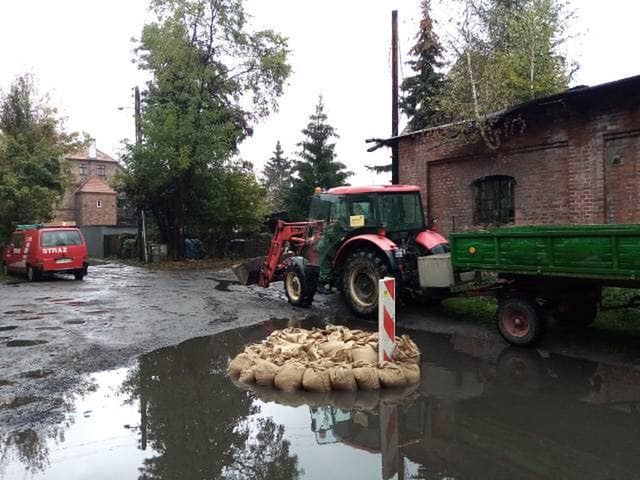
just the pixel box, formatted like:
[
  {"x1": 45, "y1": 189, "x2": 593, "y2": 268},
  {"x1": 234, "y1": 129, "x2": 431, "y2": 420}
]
[
  {"x1": 496, "y1": 297, "x2": 545, "y2": 347},
  {"x1": 342, "y1": 250, "x2": 389, "y2": 318},
  {"x1": 74, "y1": 270, "x2": 85, "y2": 281},
  {"x1": 27, "y1": 265, "x2": 40, "y2": 282},
  {"x1": 284, "y1": 262, "x2": 315, "y2": 308}
]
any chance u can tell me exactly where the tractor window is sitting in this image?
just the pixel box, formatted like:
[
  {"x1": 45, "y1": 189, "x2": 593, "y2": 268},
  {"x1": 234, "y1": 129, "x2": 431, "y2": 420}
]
[
  {"x1": 378, "y1": 193, "x2": 425, "y2": 232},
  {"x1": 348, "y1": 197, "x2": 376, "y2": 229}
]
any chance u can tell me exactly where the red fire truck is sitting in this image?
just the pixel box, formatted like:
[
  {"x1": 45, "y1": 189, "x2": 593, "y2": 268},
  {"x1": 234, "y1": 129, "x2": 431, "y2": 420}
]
[{"x1": 1, "y1": 224, "x2": 89, "y2": 281}]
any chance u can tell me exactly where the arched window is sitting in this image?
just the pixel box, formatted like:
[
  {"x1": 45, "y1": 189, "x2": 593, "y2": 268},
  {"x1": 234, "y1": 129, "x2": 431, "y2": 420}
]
[{"x1": 473, "y1": 175, "x2": 515, "y2": 225}]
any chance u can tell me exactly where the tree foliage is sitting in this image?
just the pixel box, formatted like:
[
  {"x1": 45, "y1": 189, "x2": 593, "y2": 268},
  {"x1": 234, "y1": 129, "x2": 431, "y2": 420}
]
[
  {"x1": 285, "y1": 96, "x2": 351, "y2": 220},
  {"x1": 119, "y1": 0, "x2": 290, "y2": 258},
  {"x1": 438, "y1": 0, "x2": 576, "y2": 148},
  {"x1": 0, "y1": 75, "x2": 81, "y2": 241},
  {"x1": 400, "y1": 0, "x2": 445, "y2": 132},
  {"x1": 261, "y1": 140, "x2": 292, "y2": 211}
]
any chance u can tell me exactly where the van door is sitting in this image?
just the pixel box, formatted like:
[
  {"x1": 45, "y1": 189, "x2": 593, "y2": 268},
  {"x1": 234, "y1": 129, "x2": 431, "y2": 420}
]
[
  {"x1": 39, "y1": 229, "x2": 85, "y2": 271},
  {"x1": 6, "y1": 233, "x2": 25, "y2": 272}
]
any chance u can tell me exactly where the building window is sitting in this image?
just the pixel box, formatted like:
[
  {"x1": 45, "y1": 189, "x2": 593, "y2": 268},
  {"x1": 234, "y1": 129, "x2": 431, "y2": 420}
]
[
  {"x1": 97, "y1": 164, "x2": 106, "y2": 176},
  {"x1": 80, "y1": 163, "x2": 88, "y2": 175},
  {"x1": 473, "y1": 175, "x2": 515, "y2": 225},
  {"x1": 97, "y1": 200, "x2": 103, "y2": 208}
]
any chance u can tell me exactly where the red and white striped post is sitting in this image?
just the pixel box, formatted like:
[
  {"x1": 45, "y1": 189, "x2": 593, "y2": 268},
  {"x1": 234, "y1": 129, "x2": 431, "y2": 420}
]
[{"x1": 378, "y1": 277, "x2": 396, "y2": 364}]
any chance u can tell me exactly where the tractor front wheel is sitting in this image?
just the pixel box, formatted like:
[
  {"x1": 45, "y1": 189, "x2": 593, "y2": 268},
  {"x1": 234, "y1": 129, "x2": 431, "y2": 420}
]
[
  {"x1": 284, "y1": 261, "x2": 316, "y2": 308},
  {"x1": 342, "y1": 250, "x2": 389, "y2": 318}
]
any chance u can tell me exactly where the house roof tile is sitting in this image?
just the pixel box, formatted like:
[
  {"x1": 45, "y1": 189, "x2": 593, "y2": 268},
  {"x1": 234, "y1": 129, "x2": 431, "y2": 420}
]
[{"x1": 75, "y1": 176, "x2": 116, "y2": 195}]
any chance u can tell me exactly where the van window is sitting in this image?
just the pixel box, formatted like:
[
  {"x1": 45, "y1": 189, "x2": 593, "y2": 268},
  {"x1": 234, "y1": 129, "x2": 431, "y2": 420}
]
[
  {"x1": 41, "y1": 230, "x2": 83, "y2": 247},
  {"x1": 11, "y1": 234, "x2": 24, "y2": 248}
]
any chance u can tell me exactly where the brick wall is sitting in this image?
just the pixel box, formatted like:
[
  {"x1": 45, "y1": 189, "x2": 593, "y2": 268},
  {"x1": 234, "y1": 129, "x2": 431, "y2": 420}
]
[
  {"x1": 398, "y1": 86, "x2": 640, "y2": 237},
  {"x1": 76, "y1": 193, "x2": 117, "y2": 226}
]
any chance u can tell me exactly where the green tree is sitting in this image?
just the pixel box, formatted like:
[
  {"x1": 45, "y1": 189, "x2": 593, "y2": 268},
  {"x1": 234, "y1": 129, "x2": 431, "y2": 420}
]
[
  {"x1": 120, "y1": 0, "x2": 290, "y2": 258},
  {"x1": 438, "y1": 0, "x2": 576, "y2": 148},
  {"x1": 400, "y1": 0, "x2": 445, "y2": 132},
  {"x1": 261, "y1": 140, "x2": 292, "y2": 211},
  {"x1": 285, "y1": 96, "x2": 351, "y2": 220},
  {"x1": 0, "y1": 75, "x2": 81, "y2": 241}
]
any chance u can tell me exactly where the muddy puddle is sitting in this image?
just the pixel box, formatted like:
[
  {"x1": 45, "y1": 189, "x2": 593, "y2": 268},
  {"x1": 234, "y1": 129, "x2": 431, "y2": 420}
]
[{"x1": 2, "y1": 319, "x2": 640, "y2": 479}]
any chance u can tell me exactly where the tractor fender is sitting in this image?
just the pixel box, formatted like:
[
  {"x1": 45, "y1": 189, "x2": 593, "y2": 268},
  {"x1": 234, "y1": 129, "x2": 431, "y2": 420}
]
[
  {"x1": 333, "y1": 234, "x2": 398, "y2": 271},
  {"x1": 415, "y1": 230, "x2": 449, "y2": 252}
]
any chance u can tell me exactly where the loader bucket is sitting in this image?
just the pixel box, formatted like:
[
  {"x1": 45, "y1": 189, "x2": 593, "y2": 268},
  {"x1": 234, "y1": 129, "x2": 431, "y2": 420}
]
[{"x1": 233, "y1": 257, "x2": 264, "y2": 286}]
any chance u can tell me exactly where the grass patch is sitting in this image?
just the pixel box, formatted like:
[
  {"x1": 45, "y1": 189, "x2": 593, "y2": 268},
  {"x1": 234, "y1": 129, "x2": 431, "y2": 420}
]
[
  {"x1": 594, "y1": 288, "x2": 640, "y2": 335},
  {"x1": 439, "y1": 296, "x2": 497, "y2": 327},
  {"x1": 439, "y1": 288, "x2": 640, "y2": 337}
]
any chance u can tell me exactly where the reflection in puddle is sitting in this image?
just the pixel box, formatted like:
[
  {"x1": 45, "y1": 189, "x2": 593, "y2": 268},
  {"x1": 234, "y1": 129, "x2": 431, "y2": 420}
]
[{"x1": 2, "y1": 319, "x2": 640, "y2": 479}]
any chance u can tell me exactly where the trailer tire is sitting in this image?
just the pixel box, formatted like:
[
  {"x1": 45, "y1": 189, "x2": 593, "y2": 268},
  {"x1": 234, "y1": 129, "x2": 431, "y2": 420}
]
[
  {"x1": 497, "y1": 297, "x2": 545, "y2": 347},
  {"x1": 342, "y1": 250, "x2": 389, "y2": 318},
  {"x1": 284, "y1": 260, "x2": 316, "y2": 308}
]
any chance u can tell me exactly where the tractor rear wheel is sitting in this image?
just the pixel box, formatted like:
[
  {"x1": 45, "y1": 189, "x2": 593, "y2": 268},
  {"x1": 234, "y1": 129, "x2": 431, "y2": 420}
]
[
  {"x1": 342, "y1": 250, "x2": 389, "y2": 318},
  {"x1": 284, "y1": 261, "x2": 316, "y2": 308}
]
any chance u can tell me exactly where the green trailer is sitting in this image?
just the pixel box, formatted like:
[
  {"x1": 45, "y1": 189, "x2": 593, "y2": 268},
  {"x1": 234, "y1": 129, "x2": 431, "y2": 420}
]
[{"x1": 449, "y1": 224, "x2": 640, "y2": 346}]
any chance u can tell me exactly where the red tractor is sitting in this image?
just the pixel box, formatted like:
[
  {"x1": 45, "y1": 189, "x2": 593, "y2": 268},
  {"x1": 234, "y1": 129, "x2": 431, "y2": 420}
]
[{"x1": 235, "y1": 185, "x2": 450, "y2": 317}]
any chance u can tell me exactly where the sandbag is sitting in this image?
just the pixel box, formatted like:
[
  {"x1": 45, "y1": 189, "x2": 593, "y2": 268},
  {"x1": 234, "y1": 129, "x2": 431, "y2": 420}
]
[
  {"x1": 353, "y1": 362, "x2": 380, "y2": 390},
  {"x1": 254, "y1": 359, "x2": 279, "y2": 387},
  {"x1": 398, "y1": 362, "x2": 420, "y2": 385},
  {"x1": 378, "y1": 362, "x2": 407, "y2": 388},
  {"x1": 393, "y1": 335, "x2": 420, "y2": 364},
  {"x1": 352, "y1": 345, "x2": 377, "y2": 364},
  {"x1": 319, "y1": 340, "x2": 347, "y2": 357},
  {"x1": 229, "y1": 353, "x2": 254, "y2": 375},
  {"x1": 302, "y1": 364, "x2": 332, "y2": 392},
  {"x1": 329, "y1": 364, "x2": 357, "y2": 391},
  {"x1": 239, "y1": 366, "x2": 255, "y2": 384},
  {"x1": 274, "y1": 361, "x2": 307, "y2": 392}
]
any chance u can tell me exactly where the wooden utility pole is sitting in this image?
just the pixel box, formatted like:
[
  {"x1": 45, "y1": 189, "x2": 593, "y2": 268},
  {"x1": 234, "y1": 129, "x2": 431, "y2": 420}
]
[
  {"x1": 134, "y1": 86, "x2": 148, "y2": 263},
  {"x1": 391, "y1": 10, "x2": 399, "y2": 185}
]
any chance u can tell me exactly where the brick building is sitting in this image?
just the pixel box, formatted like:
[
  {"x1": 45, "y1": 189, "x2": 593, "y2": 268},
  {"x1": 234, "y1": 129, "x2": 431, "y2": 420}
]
[
  {"x1": 54, "y1": 143, "x2": 123, "y2": 226},
  {"x1": 388, "y1": 75, "x2": 640, "y2": 237}
]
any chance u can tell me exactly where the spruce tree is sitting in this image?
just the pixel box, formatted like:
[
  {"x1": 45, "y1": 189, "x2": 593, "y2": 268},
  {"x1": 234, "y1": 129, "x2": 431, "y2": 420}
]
[
  {"x1": 261, "y1": 140, "x2": 292, "y2": 211},
  {"x1": 400, "y1": 0, "x2": 445, "y2": 132},
  {"x1": 285, "y1": 96, "x2": 351, "y2": 220}
]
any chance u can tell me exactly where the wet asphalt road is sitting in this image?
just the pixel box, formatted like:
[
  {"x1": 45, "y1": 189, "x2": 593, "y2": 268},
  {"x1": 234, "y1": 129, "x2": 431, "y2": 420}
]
[
  {"x1": 2, "y1": 262, "x2": 640, "y2": 479},
  {"x1": 0, "y1": 263, "x2": 346, "y2": 432}
]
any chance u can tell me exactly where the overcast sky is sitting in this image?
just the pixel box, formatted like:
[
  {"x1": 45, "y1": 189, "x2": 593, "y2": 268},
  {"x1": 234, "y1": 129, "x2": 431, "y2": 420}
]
[{"x1": 1, "y1": 0, "x2": 639, "y2": 185}]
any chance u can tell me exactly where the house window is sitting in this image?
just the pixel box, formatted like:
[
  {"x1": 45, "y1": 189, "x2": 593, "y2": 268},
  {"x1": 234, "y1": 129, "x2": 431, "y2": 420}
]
[
  {"x1": 97, "y1": 200, "x2": 103, "y2": 208},
  {"x1": 80, "y1": 163, "x2": 88, "y2": 175},
  {"x1": 97, "y1": 164, "x2": 106, "y2": 176},
  {"x1": 473, "y1": 175, "x2": 515, "y2": 225}
]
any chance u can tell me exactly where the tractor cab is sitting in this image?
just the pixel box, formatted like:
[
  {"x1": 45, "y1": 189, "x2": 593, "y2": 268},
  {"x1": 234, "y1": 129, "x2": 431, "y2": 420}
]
[{"x1": 309, "y1": 185, "x2": 427, "y2": 239}]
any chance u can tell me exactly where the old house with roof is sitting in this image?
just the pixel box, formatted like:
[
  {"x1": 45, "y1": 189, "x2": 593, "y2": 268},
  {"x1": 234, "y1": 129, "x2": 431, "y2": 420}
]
[
  {"x1": 54, "y1": 142, "x2": 123, "y2": 226},
  {"x1": 385, "y1": 74, "x2": 640, "y2": 237}
]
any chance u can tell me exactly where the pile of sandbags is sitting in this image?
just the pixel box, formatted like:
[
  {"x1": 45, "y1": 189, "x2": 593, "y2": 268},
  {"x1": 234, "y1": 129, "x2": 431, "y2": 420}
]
[{"x1": 228, "y1": 325, "x2": 421, "y2": 392}]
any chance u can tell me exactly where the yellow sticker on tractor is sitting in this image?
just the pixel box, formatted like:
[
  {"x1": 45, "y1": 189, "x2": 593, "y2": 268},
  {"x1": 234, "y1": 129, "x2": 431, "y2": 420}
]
[{"x1": 350, "y1": 215, "x2": 365, "y2": 227}]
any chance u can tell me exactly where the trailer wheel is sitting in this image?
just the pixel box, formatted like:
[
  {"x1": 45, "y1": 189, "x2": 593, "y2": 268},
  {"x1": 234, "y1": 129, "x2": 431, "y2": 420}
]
[
  {"x1": 497, "y1": 297, "x2": 545, "y2": 347},
  {"x1": 342, "y1": 250, "x2": 389, "y2": 318},
  {"x1": 284, "y1": 261, "x2": 316, "y2": 308}
]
